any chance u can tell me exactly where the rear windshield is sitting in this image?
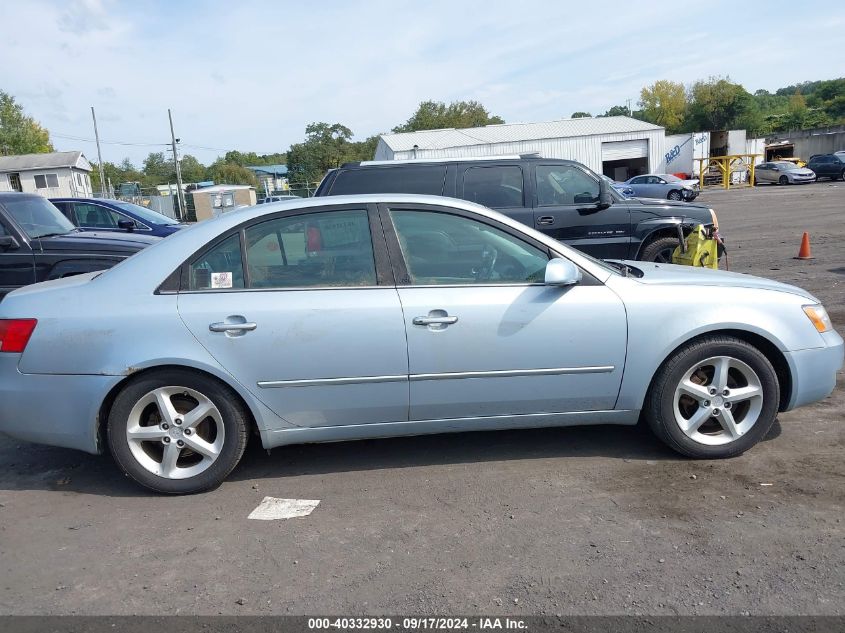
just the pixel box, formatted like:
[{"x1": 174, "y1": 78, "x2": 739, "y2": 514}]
[{"x1": 331, "y1": 165, "x2": 446, "y2": 195}]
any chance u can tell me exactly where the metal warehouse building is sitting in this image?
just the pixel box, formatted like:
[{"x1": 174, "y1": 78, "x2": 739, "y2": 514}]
[{"x1": 375, "y1": 116, "x2": 666, "y2": 181}]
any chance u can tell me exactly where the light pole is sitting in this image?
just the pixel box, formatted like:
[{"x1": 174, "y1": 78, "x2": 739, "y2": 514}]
[{"x1": 168, "y1": 109, "x2": 187, "y2": 221}]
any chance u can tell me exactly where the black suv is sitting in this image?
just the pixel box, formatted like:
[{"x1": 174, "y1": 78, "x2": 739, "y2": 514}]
[
  {"x1": 315, "y1": 156, "x2": 720, "y2": 262},
  {"x1": 0, "y1": 193, "x2": 160, "y2": 299},
  {"x1": 807, "y1": 154, "x2": 845, "y2": 181}
]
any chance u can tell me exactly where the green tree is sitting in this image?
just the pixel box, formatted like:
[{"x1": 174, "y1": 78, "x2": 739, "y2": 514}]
[
  {"x1": 179, "y1": 154, "x2": 208, "y2": 183},
  {"x1": 141, "y1": 151, "x2": 173, "y2": 186},
  {"x1": 392, "y1": 100, "x2": 504, "y2": 133},
  {"x1": 638, "y1": 80, "x2": 687, "y2": 132},
  {"x1": 570, "y1": 111, "x2": 592, "y2": 118},
  {"x1": 782, "y1": 91, "x2": 809, "y2": 130},
  {"x1": 0, "y1": 90, "x2": 54, "y2": 155},
  {"x1": 223, "y1": 150, "x2": 287, "y2": 167},
  {"x1": 208, "y1": 160, "x2": 258, "y2": 186},
  {"x1": 598, "y1": 105, "x2": 631, "y2": 117},
  {"x1": 286, "y1": 122, "x2": 362, "y2": 184},
  {"x1": 685, "y1": 77, "x2": 758, "y2": 133},
  {"x1": 90, "y1": 158, "x2": 144, "y2": 193}
]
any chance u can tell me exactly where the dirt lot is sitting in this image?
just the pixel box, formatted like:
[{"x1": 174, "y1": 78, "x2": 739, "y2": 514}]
[{"x1": 0, "y1": 183, "x2": 843, "y2": 616}]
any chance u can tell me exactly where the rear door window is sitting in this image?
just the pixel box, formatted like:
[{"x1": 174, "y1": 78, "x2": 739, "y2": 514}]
[
  {"x1": 244, "y1": 209, "x2": 376, "y2": 288},
  {"x1": 190, "y1": 233, "x2": 245, "y2": 290},
  {"x1": 462, "y1": 166, "x2": 524, "y2": 208},
  {"x1": 331, "y1": 166, "x2": 446, "y2": 195}
]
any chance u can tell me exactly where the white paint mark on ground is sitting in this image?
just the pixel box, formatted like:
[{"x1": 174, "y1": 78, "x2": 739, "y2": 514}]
[{"x1": 247, "y1": 497, "x2": 320, "y2": 520}]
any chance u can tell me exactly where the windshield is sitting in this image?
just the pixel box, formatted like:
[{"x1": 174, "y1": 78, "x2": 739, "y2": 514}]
[
  {"x1": 3, "y1": 197, "x2": 76, "y2": 238},
  {"x1": 110, "y1": 200, "x2": 179, "y2": 225},
  {"x1": 775, "y1": 161, "x2": 801, "y2": 170},
  {"x1": 660, "y1": 174, "x2": 682, "y2": 182}
]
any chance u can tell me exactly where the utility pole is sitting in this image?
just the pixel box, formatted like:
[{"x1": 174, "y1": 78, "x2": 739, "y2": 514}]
[
  {"x1": 168, "y1": 108, "x2": 186, "y2": 220},
  {"x1": 91, "y1": 107, "x2": 108, "y2": 198}
]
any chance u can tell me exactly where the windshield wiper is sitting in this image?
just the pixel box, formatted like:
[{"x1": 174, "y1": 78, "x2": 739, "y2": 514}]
[
  {"x1": 606, "y1": 260, "x2": 631, "y2": 276},
  {"x1": 32, "y1": 231, "x2": 72, "y2": 239}
]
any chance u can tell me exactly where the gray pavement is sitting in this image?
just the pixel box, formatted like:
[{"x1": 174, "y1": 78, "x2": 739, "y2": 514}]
[{"x1": 1, "y1": 182, "x2": 843, "y2": 615}]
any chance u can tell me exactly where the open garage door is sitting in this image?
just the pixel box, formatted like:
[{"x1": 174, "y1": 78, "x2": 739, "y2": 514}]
[
  {"x1": 602, "y1": 140, "x2": 649, "y2": 181},
  {"x1": 602, "y1": 140, "x2": 648, "y2": 161}
]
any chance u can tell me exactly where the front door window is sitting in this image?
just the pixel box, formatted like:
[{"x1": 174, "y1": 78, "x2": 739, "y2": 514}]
[{"x1": 390, "y1": 210, "x2": 547, "y2": 285}]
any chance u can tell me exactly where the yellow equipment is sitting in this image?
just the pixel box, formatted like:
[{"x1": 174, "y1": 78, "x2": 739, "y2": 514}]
[{"x1": 672, "y1": 224, "x2": 721, "y2": 269}]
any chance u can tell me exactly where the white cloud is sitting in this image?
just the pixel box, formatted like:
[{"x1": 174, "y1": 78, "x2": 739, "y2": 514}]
[{"x1": 2, "y1": 0, "x2": 842, "y2": 166}]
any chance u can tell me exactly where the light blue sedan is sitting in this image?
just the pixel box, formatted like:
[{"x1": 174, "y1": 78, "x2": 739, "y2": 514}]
[{"x1": 0, "y1": 195, "x2": 841, "y2": 493}]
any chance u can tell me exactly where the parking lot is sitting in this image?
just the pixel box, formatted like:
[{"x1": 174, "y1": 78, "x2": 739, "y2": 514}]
[{"x1": 0, "y1": 183, "x2": 843, "y2": 616}]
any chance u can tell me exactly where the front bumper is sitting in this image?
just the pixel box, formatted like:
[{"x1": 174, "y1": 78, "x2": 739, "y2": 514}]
[
  {"x1": 0, "y1": 355, "x2": 122, "y2": 454},
  {"x1": 783, "y1": 330, "x2": 845, "y2": 411}
]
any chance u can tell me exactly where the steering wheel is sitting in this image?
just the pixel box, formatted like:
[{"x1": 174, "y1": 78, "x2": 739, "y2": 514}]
[{"x1": 473, "y1": 244, "x2": 498, "y2": 281}]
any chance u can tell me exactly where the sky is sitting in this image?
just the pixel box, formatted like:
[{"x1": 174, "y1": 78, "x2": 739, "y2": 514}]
[{"x1": 3, "y1": 0, "x2": 843, "y2": 166}]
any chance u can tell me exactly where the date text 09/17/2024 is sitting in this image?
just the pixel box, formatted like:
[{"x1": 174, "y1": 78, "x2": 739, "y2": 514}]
[{"x1": 307, "y1": 617, "x2": 527, "y2": 630}]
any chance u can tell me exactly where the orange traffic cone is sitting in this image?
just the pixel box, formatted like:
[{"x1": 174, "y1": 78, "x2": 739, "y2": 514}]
[{"x1": 794, "y1": 232, "x2": 814, "y2": 260}]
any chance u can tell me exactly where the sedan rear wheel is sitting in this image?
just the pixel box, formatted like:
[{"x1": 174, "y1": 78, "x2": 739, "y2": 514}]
[
  {"x1": 645, "y1": 335, "x2": 779, "y2": 458},
  {"x1": 778, "y1": 175, "x2": 789, "y2": 185},
  {"x1": 108, "y1": 369, "x2": 249, "y2": 494}
]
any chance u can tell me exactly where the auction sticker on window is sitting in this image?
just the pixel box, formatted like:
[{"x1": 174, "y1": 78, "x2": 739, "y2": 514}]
[{"x1": 211, "y1": 272, "x2": 233, "y2": 288}]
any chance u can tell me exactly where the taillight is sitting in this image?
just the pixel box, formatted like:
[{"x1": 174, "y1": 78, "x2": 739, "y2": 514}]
[{"x1": 0, "y1": 319, "x2": 38, "y2": 353}]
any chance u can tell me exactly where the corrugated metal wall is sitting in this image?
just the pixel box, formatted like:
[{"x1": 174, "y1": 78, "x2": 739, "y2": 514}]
[{"x1": 381, "y1": 130, "x2": 666, "y2": 174}]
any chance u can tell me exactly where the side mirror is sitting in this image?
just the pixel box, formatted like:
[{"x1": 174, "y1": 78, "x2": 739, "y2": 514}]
[
  {"x1": 544, "y1": 258, "x2": 582, "y2": 286},
  {"x1": 597, "y1": 178, "x2": 613, "y2": 209},
  {"x1": 117, "y1": 219, "x2": 136, "y2": 232},
  {"x1": 0, "y1": 235, "x2": 20, "y2": 251}
]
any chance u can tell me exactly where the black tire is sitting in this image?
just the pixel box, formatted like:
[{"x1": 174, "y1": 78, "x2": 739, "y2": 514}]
[
  {"x1": 667, "y1": 190, "x2": 682, "y2": 201},
  {"x1": 644, "y1": 335, "x2": 780, "y2": 459},
  {"x1": 778, "y1": 175, "x2": 789, "y2": 185},
  {"x1": 107, "y1": 369, "x2": 249, "y2": 494},
  {"x1": 640, "y1": 236, "x2": 680, "y2": 263},
  {"x1": 840, "y1": 168, "x2": 845, "y2": 181}
]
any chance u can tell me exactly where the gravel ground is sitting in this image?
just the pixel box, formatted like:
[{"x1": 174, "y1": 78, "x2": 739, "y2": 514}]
[{"x1": 0, "y1": 183, "x2": 843, "y2": 616}]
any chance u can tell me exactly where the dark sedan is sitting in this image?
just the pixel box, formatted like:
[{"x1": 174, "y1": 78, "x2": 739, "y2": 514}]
[{"x1": 51, "y1": 197, "x2": 188, "y2": 237}]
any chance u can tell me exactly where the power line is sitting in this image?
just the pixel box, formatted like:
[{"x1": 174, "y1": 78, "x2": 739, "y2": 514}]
[
  {"x1": 52, "y1": 132, "x2": 280, "y2": 154},
  {"x1": 52, "y1": 133, "x2": 169, "y2": 147}
]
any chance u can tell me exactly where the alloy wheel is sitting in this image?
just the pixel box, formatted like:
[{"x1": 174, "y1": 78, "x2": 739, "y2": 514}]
[
  {"x1": 125, "y1": 386, "x2": 225, "y2": 479},
  {"x1": 672, "y1": 356, "x2": 764, "y2": 446}
]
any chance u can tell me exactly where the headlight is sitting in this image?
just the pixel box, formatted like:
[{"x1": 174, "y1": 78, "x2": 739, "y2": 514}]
[{"x1": 803, "y1": 304, "x2": 833, "y2": 333}]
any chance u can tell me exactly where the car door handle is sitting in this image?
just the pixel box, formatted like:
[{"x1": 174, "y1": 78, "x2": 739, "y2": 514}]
[
  {"x1": 413, "y1": 316, "x2": 458, "y2": 326},
  {"x1": 209, "y1": 321, "x2": 257, "y2": 333},
  {"x1": 537, "y1": 216, "x2": 555, "y2": 225}
]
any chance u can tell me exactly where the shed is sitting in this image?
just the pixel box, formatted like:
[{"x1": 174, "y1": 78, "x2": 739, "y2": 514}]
[
  {"x1": 0, "y1": 151, "x2": 93, "y2": 198},
  {"x1": 247, "y1": 164, "x2": 288, "y2": 194},
  {"x1": 190, "y1": 184, "x2": 256, "y2": 221},
  {"x1": 375, "y1": 116, "x2": 665, "y2": 180}
]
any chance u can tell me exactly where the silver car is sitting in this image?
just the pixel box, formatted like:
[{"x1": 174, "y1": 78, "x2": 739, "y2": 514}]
[
  {"x1": 625, "y1": 174, "x2": 700, "y2": 201},
  {"x1": 754, "y1": 161, "x2": 817, "y2": 185},
  {"x1": 0, "y1": 195, "x2": 841, "y2": 493}
]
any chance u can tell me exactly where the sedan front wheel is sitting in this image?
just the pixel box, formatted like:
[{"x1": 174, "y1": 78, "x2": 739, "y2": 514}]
[
  {"x1": 108, "y1": 369, "x2": 249, "y2": 494},
  {"x1": 644, "y1": 335, "x2": 780, "y2": 458}
]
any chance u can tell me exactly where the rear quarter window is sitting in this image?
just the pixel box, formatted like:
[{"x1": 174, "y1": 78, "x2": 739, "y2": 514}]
[{"x1": 330, "y1": 166, "x2": 446, "y2": 195}]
